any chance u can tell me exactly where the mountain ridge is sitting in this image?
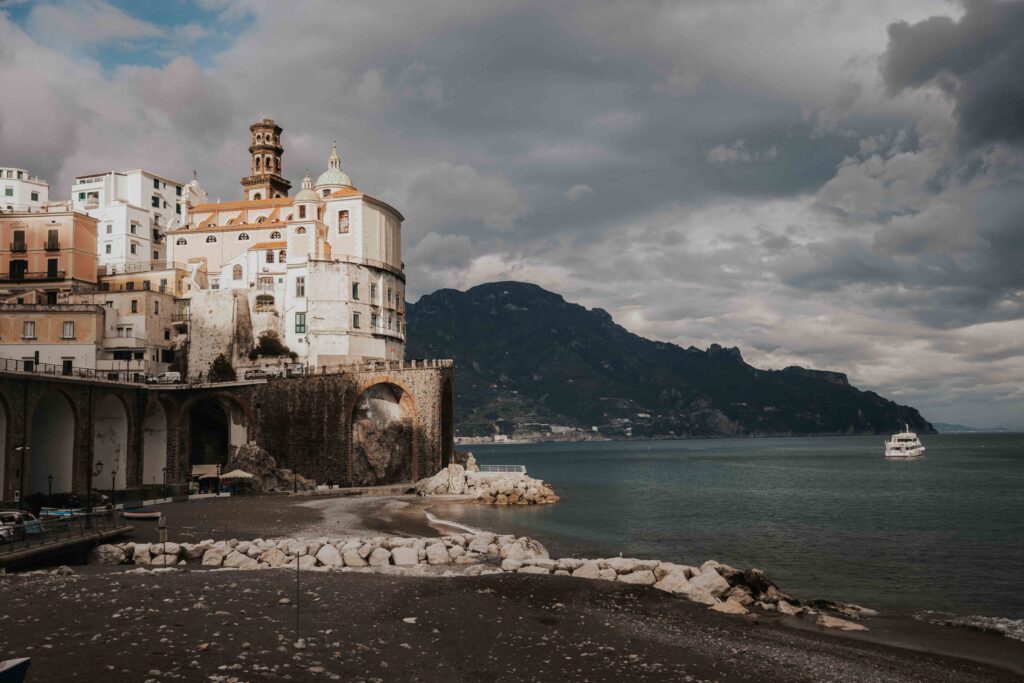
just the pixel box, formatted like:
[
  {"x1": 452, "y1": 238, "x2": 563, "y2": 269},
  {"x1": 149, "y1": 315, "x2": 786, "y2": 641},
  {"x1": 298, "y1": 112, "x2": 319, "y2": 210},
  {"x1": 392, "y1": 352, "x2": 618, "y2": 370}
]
[{"x1": 406, "y1": 281, "x2": 934, "y2": 439}]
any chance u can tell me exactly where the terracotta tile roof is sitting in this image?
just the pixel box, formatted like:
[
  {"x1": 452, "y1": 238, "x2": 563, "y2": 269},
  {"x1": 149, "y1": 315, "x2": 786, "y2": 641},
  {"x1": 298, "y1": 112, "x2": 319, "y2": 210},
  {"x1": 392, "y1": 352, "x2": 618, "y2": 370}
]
[
  {"x1": 250, "y1": 241, "x2": 287, "y2": 249},
  {"x1": 191, "y1": 197, "x2": 292, "y2": 213},
  {"x1": 326, "y1": 187, "x2": 362, "y2": 199}
]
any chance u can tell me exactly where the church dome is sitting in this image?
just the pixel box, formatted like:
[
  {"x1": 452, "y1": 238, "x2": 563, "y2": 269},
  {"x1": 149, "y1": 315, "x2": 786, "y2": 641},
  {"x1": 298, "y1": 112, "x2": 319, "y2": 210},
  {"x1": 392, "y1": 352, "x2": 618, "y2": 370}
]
[
  {"x1": 314, "y1": 140, "x2": 353, "y2": 188},
  {"x1": 316, "y1": 167, "x2": 351, "y2": 187},
  {"x1": 294, "y1": 170, "x2": 320, "y2": 202}
]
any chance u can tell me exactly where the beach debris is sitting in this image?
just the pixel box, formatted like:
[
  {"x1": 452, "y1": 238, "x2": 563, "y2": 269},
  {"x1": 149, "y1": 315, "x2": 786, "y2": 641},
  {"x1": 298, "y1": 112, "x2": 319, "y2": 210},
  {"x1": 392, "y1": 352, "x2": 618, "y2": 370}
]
[{"x1": 816, "y1": 614, "x2": 869, "y2": 631}]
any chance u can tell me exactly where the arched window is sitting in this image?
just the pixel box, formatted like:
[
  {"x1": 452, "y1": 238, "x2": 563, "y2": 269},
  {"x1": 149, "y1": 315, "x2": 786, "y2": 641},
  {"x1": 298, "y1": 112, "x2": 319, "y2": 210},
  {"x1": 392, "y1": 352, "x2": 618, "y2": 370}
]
[
  {"x1": 255, "y1": 157, "x2": 261, "y2": 171},
  {"x1": 338, "y1": 210, "x2": 349, "y2": 234},
  {"x1": 238, "y1": 232, "x2": 250, "y2": 240},
  {"x1": 253, "y1": 193, "x2": 262, "y2": 200},
  {"x1": 256, "y1": 216, "x2": 266, "y2": 224},
  {"x1": 295, "y1": 226, "x2": 306, "y2": 234},
  {"x1": 266, "y1": 250, "x2": 274, "y2": 263},
  {"x1": 270, "y1": 231, "x2": 281, "y2": 239},
  {"x1": 322, "y1": 189, "x2": 330, "y2": 197},
  {"x1": 175, "y1": 238, "x2": 187, "y2": 245},
  {"x1": 206, "y1": 235, "x2": 217, "y2": 243},
  {"x1": 232, "y1": 264, "x2": 242, "y2": 280},
  {"x1": 298, "y1": 205, "x2": 306, "y2": 219},
  {"x1": 278, "y1": 249, "x2": 287, "y2": 262}
]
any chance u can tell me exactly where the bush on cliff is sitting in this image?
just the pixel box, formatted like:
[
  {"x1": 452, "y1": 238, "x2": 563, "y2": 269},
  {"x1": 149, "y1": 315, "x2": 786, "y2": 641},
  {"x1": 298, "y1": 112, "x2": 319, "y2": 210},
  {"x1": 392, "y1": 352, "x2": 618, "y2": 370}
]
[
  {"x1": 208, "y1": 354, "x2": 236, "y2": 382},
  {"x1": 255, "y1": 330, "x2": 291, "y2": 357}
]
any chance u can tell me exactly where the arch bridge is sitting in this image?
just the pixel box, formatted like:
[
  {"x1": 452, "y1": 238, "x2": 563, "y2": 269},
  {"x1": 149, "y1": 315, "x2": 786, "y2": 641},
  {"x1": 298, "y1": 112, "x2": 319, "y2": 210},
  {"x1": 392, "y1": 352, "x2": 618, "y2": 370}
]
[{"x1": 0, "y1": 362, "x2": 454, "y2": 503}]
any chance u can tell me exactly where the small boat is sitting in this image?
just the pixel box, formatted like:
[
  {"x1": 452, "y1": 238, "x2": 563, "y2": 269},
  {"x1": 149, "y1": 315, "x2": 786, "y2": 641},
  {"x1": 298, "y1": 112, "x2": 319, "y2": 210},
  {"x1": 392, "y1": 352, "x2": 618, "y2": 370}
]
[
  {"x1": 123, "y1": 509, "x2": 162, "y2": 520},
  {"x1": 0, "y1": 657, "x2": 30, "y2": 683},
  {"x1": 39, "y1": 507, "x2": 86, "y2": 519},
  {"x1": 885, "y1": 425, "x2": 925, "y2": 458}
]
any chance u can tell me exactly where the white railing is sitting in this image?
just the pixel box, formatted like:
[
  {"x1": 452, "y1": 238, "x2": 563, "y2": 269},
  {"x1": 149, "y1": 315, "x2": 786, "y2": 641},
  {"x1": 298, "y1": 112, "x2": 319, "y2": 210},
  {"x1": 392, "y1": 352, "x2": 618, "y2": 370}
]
[{"x1": 478, "y1": 465, "x2": 527, "y2": 474}]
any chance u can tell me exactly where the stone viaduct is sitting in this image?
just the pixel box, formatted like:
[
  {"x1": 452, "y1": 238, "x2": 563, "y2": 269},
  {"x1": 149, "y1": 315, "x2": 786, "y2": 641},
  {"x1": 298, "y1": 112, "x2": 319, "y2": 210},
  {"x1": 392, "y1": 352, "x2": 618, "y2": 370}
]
[{"x1": 0, "y1": 360, "x2": 454, "y2": 504}]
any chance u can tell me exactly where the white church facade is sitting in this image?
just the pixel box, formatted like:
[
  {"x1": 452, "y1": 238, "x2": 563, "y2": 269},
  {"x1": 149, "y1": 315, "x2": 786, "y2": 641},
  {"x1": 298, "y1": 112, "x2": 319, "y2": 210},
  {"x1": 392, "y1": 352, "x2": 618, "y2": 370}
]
[{"x1": 167, "y1": 119, "x2": 406, "y2": 375}]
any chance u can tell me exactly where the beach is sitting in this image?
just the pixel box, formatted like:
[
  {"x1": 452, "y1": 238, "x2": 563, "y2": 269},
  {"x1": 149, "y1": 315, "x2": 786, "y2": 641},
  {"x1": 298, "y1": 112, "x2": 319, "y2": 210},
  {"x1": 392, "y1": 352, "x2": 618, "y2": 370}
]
[{"x1": 3, "y1": 492, "x2": 1022, "y2": 681}]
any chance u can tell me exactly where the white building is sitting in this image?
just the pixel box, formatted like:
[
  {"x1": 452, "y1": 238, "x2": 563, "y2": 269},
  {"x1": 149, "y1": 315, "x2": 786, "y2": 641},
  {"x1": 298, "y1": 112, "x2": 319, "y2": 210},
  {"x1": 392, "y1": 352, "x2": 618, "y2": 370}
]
[
  {"x1": 168, "y1": 120, "x2": 407, "y2": 376},
  {"x1": 1, "y1": 167, "x2": 49, "y2": 212},
  {"x1": 71, "y1": 169, "x2": 207, "y2": 268}
]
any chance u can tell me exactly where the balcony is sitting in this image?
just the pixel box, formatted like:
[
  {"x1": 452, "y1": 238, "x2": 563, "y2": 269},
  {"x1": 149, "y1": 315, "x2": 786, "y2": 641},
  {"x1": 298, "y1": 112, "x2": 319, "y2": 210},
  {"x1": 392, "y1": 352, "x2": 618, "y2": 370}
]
[
  {"x1": 102, "y1": 335, "x2": 150, "y2": 350},
  {"x1": 171, "y1": 312, "x2": 190, "y2": 323},
  {"x1": 0, "y1": 270, "x2": 66, "y2": 282},
  {"x1": 44, "y1": 240, "x2": 60, "y2": 251},
  {"x1": 9, "y1": 242, "x2": 27, "y2": 253}
]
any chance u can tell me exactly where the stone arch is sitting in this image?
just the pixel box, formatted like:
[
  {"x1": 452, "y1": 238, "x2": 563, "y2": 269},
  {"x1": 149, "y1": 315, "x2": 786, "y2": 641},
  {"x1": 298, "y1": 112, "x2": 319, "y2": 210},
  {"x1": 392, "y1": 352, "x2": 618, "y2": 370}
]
[
  {"x1": 182, "y1": 393, "x2": 252, "y2": 467},
  {"x1": 142, "y1": 398, "x2": 169, "y2": 487},
  {"x1": 348, "y1": 381, "x2": 418, "y2": 486},
  {"x1": 93, "y1": 394, "x2": 129, "y2": 491},
  {"x1": 29, "y1": 389, "x2": 77, "y2": 496},
  {"x1": 441, "y1": 378, "x2": 454, "y2": 468}
]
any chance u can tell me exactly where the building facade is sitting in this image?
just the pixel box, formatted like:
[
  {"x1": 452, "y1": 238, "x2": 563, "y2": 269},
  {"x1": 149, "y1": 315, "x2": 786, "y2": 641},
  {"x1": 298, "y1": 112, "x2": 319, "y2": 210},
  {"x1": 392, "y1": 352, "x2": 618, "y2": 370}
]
[
  {"x1": 1, "y1": 167, "x2": 49, "y2": 212},
  {"x1": 0, "y1": 204, "x2": 99, "y2": 299},
  {"x1": 168, "y1": 120, "x2": 406, "y2": 377},
  {"x1": 72, "y1": 169, "x2": 207, "y2": 268}
]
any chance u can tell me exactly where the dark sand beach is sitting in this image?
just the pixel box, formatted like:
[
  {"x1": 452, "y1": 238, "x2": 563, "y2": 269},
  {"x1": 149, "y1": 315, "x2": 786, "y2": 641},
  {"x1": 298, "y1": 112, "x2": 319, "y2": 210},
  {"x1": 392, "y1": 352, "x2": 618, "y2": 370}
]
[{"x1": 3, "y1": 493, "x2": 1022, "y2": 681}]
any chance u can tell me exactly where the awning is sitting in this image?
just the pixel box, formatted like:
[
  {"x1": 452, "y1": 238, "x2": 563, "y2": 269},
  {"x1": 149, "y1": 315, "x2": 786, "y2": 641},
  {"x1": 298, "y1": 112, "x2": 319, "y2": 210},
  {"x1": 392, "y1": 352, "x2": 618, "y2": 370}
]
[
  {"x1": 220, "y1": 469, "x2": 255, "y2": 480},
  {"x1": 191, "y1": 464, "x2": 219, "y2": 478}
]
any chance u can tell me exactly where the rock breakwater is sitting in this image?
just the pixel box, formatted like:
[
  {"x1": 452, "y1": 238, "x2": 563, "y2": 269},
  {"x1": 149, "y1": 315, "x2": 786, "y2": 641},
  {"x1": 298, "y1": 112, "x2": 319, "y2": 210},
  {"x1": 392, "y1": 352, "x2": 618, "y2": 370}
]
[
  {"x1": 415, "y1": 463, "x2": 559, "y2": 504},
  {"x1": 87, "y1": 531, "x2": 869, "y2": 631}
]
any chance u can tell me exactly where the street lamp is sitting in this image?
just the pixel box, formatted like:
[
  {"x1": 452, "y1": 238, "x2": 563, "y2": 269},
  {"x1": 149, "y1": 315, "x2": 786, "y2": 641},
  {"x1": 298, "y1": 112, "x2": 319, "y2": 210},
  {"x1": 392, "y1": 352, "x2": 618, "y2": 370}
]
[
  {"x1": 111, "y1": 470, "x2": 117, "y2": 507},
  {"x1": 14, "y1": 445, "x2": 29, "y2": 511},
  {"x1": 162, "y1": 466, "x2": 168, "y2": 498},
  {"x1": 47, "y1": 474, "x2": 53, "y2": 507}
]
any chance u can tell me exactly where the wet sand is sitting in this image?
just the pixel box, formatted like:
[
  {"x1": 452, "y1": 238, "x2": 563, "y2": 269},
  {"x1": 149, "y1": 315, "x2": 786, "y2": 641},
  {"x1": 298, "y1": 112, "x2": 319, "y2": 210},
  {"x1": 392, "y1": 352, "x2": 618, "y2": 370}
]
[
  {"x1": 2, "y1": 567, "x2": 1020, "y2": 682},
  {"x1": 124, "y1": 493, "x2": 441, "y2": 545}
]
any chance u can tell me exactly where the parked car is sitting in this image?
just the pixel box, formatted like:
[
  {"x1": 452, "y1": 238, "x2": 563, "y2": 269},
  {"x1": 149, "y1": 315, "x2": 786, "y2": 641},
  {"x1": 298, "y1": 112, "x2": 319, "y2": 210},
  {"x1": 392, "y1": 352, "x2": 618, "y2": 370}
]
[
  {"x1": 146, "y1": 371, "x2": 181, "y2": 384},
  {"x1": 243, "y1": 368, "x2": 269, "y2": 380},
  {"x1": 0, "y1": 510, "x2": 43, "y2": 543}
]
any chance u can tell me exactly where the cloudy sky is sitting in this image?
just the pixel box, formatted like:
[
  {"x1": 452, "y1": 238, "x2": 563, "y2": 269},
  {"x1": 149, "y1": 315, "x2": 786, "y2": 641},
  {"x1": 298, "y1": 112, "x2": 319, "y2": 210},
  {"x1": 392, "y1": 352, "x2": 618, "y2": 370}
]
[{"x1": 1, "y1": 0, "x2": 1022, "y2": 428}]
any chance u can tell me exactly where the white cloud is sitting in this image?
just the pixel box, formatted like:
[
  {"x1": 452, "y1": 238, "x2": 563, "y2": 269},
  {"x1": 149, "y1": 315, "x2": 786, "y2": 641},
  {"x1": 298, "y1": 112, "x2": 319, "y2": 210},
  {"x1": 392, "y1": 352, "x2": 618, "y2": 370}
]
[
  {"x1": 707, "y1": 140, "x2": 778, "y2": 164},
  {"x1": 564, "y1": 184, "x2": 593, "y2": 201},
  {"x1": 26, "y1": 0, "x2": 162, "y2": 49}
]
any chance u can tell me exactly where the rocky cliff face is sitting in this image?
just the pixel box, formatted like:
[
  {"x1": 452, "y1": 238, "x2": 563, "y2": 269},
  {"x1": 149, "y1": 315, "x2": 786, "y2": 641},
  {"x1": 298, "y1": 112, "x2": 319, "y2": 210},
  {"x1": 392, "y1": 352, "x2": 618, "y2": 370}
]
[{"x1": 406, "y1": 281, "x2": 934, "y2": 438}]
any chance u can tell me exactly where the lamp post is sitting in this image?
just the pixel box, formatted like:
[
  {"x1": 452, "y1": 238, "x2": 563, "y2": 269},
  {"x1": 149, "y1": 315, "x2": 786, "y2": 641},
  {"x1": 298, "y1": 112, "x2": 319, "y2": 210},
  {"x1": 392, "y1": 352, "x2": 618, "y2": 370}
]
[
  {"x1": 162, "y1": 466, "x2": 168, "y2": 499},
  {"x1": 14, "y1": 446, "x2": 29, "y2": 511},
  {"x1": 47, "y1": 474, "x2": 53, "y2": 507},
  {"x1": 111, "y1": 470, "x2": 117, "y2": 507}
]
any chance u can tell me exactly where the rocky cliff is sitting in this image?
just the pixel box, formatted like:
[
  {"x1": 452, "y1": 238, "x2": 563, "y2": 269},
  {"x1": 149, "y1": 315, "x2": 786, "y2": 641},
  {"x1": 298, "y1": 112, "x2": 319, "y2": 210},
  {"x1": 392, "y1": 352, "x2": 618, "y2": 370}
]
[{"x1": 405, "y1": 281, "x2": 934, "y2": 438}]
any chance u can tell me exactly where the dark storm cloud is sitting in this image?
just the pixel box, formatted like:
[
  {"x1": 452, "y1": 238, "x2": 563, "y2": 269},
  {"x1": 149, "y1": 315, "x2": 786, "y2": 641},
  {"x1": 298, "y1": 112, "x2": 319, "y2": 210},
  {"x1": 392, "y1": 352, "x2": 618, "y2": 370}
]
[{"x1": 882, "y1": 0, "x2": 1024, "y2": 147}]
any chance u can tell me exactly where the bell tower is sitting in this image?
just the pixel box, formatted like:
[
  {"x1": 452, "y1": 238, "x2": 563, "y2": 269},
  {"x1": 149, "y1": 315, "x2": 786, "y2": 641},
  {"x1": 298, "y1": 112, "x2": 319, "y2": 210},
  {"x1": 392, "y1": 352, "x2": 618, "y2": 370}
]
[{"x1": 240, "y1": 118, "x2": 292, "y2": 200}]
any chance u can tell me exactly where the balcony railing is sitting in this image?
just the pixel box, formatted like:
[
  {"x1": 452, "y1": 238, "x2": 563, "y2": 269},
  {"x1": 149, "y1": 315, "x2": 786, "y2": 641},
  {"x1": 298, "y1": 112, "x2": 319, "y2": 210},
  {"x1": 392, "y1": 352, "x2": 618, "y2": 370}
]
[
  {"x1": 171, "y1": 313, "x2": 190, "y2": 323},
  {"x1": 45, "y1": 240, "x2": 60, "y2": 251},
  {"x1": 0, "y1": 356, "x2": 146, "y2": 384},
  {"x1": 9, "y1": 242, "x2": 27, "y2": 252},
  {"x1": 0, "y1": 270, "x2": 66, "y2": 281}
]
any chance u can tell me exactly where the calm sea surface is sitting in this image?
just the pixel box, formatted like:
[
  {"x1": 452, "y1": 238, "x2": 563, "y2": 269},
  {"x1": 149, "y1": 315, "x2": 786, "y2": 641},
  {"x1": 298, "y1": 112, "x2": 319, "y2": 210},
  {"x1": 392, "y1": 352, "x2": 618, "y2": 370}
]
[{"x1": 438, "y1": 434, "x2": 1024, "y2": 620}]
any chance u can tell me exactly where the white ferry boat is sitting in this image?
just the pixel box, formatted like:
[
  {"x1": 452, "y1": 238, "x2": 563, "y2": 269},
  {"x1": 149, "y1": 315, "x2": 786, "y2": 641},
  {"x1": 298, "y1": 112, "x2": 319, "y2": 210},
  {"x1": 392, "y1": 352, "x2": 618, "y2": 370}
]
[{"x1": 884, "y1": 425, "x2": 925, "y2": 458}]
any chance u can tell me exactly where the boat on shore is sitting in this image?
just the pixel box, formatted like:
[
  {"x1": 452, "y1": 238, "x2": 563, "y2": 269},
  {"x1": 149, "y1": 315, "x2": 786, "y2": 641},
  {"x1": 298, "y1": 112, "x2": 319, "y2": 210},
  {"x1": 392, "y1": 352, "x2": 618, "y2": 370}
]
[
  {"x1": 885, "y1": 425, "x2": 926, "y2": 458},
  {"x1": 123, "y1": 509, "x2": 162, "y2": 521}
]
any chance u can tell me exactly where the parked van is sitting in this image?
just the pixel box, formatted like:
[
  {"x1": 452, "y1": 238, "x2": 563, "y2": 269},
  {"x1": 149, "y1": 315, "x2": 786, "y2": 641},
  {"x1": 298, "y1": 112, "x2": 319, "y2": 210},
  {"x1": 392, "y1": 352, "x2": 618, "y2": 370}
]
[
  {"x1": 243, "y1": 368, "x2": 269, "y2": 380},
  {"x1": 146, "y1": 371, "x2": 181, "y2": 384}
]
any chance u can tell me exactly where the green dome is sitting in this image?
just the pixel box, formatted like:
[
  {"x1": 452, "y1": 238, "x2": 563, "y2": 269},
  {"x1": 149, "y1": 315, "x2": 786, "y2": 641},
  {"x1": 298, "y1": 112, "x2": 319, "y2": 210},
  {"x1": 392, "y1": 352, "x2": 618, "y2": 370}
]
[{"x1": 316, "y1": 167, "x2": 351, "y2": 187}]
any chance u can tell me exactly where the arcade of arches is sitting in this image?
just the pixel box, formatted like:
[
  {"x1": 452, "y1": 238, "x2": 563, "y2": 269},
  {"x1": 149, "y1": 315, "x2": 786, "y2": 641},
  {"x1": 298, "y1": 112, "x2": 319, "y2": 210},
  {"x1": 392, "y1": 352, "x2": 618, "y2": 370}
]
[{"x1": 0, "y1": 365, "x2": 453, "y2": 501}]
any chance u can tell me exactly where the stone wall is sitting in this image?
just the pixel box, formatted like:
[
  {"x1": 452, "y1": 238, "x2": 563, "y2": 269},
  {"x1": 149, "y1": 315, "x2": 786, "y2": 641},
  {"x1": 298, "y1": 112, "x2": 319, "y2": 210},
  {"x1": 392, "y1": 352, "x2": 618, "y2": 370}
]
[{"x1": 0, "y1": 361, "x2": 454, "y2": 502}]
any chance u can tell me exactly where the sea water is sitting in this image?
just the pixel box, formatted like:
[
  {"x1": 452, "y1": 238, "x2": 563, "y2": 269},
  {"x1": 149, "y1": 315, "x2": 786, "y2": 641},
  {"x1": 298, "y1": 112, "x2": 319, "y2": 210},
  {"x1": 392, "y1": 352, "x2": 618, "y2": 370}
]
[{"x1": 439, "y1": 434, "x2": 1024, "y2": 625}]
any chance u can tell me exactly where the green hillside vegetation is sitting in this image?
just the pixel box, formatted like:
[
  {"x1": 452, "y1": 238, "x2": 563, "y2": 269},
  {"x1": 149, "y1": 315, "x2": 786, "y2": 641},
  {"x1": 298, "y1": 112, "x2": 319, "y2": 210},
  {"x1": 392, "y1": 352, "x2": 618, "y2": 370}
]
[{"x1": 406, "y1": 281, "x2": 934, "y2": 439}]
